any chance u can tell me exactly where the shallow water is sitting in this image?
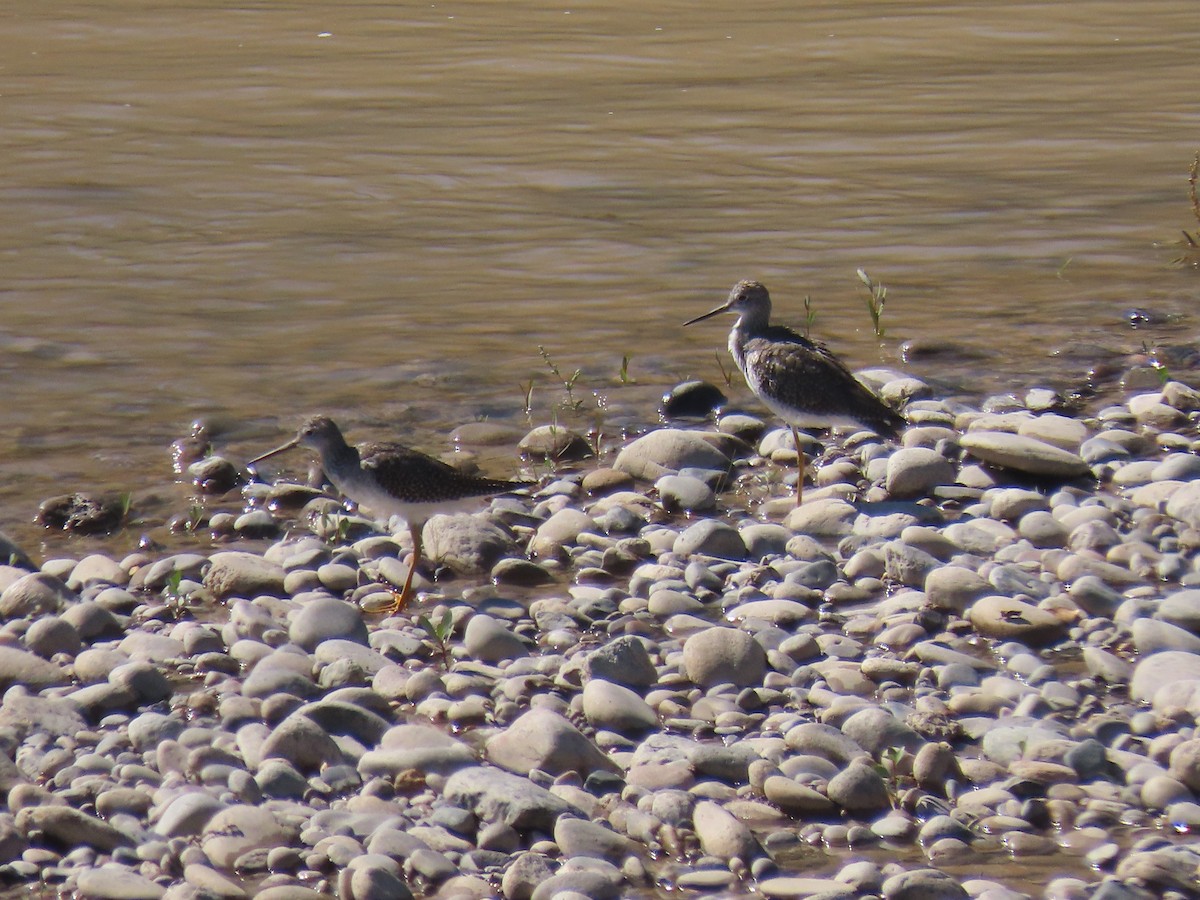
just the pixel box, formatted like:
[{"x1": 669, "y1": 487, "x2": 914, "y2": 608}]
[{"x1": 2, "y1": 0, "x2": 1198, "y2": 550}]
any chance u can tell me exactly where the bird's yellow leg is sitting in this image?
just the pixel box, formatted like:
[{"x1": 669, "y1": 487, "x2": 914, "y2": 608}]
[
  {"x1": 382, "y1": 522, "x2": 422, "y2": 614},
  {"x1": 791, "y1": 426, "x2": 805, "y2": 507}
]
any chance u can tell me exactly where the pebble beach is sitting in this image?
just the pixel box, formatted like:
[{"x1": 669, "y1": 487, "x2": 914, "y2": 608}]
[{"x1": 3, "y1": 372, "x2": 1200, "y2": 900}]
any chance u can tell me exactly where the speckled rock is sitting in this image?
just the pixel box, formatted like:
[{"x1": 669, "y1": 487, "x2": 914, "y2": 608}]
[
  {"x1": 443, "y1": 766, "x2": 572, "y2": 832},
  {"x1": 585, "y1": 636, "x2": 658, "y2": 689},
  {"x1": 203, "y1": 551, "x2": 286, "y2": 600},
  {"x1": 200, "y1": 804, "x2": 297, "y2": 869},
  {"x1": 423, "y1": 513, "x2": 517, "y2": 572},
  {"x1": 968, "y1": 596, "x2": 1068, "y2": 644}
]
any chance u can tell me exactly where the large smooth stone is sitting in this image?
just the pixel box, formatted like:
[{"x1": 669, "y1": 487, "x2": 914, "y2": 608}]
[{"x1": 960, "y1": 431, "x2": 1090, "y2": 478}]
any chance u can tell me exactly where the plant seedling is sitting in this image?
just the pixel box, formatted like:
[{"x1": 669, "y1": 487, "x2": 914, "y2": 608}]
[
  {"x1": 856, "y1": 268, "x2": 888, "y2": 338},
  {"x1": 418, "y1": 608, "x2": 455, "y2": 670},
  {"x1": 618, "y1": 354, "x2": 634, "y2": 385}
]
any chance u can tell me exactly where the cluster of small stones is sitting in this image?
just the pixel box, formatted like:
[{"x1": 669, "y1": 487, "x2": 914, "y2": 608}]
[{"x1": 2, "y1": 374, "x2": 1200, "y2": 900}]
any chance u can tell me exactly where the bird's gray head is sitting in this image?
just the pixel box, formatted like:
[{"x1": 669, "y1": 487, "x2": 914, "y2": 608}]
[
  {"x1": 294, "y1": 415, "x2": 346, "y2": 453},
  {"x1": 725, "y1": 280, "x2": 771, "y2": 317},
  {"x1": 683, "y1": 279, "x2": 772, "y2": 328},
  {"x1": 248, "y1": 415, "x2": 348, "y2": 468}
]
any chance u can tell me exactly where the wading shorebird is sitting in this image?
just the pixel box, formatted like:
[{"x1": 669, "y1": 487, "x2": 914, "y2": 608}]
[
  {"x1": 249, "y1": 415, "x2": 526, "y2": 612},
  {"x1": 684, "y1": 280, "x2": 905, "y2": 505}
]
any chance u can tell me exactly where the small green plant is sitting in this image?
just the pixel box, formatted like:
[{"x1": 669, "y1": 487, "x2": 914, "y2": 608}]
[
  {"x1": 1141, "y1": 341, "x2": 1172, "y2": 386},
  {"x1": 538, "y1": 345, "x2": 585, "y2": 414},
  {"x1": 162, "y1": 568, "x2": 191, "y2": 616},
  {"x1": 856, "y1": 268, "x2": 888, "y2": 338},
  {"x1": 1171, "y1": 152, "x2": 1200, "y2": 267},
  {"x1": 618, "y1": 354, "x2": 634, "y2": 385},
  {"x1": 119, "y1": 492, "x2": 134, "y2": 520},
  {"x1": 316, "y1": 510, "x2": 352, "y2": 546},
  {"x1": 528, "y1": 347, "x2": 612, "y2": 449},
  {"x1": 519, "y1": 379, "x2": 535, "y2": 419},
  {"x1": 182, "y1": 504, "x2": 205, "y2": 534},
  {"x1": 872, "y1": 745, "x2": 909, "y2": 809},
  {"x1": 802, "y1": 295, "x2": 816, "y2": 339},
  {"x1": 418, "y1": 609, "x2": 455, "y2": 670}
]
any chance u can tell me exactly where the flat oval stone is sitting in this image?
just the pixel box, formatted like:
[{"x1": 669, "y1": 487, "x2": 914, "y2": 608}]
[{"x1": 960, "y1": 431, "x2": 1090, "y2": 478}]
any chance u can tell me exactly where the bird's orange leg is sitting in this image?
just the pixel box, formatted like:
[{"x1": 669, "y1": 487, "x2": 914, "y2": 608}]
[
  {"x1": 792, "y1": 426, "x2": 806, "y2": 507},
  {"x1": 383, "y1": 521, "x2": 422, "y2": 614}
]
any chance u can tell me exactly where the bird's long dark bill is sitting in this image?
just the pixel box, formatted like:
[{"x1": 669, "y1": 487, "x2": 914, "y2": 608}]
[
  {"x1": 247, "y1": 439, "x2": 299, "y2": 467},
  {"x1": 682, "y1": 303, "x2": 730, "y2": 327}
]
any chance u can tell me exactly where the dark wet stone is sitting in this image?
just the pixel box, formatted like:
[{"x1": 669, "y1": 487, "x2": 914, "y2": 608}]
[
  {"x1": 501, "y1": 852, "x2": 558, "y2": 900},
  {"x1": 661, "y1": 380, "x2": 728, "y2": 419},
  {"x1": 1123, "y1": 307, "x2": 1172, "y2": 327},
  {"x1": 188, "y1": 455, "x2": 243, "y2": 494},
  {"x1": 36, "y1": 493, "x2": 125, "y2": 534},
  {"x1": 491, "y1": 557, "x2": 555, "y2": 587},
  {"x1": 1065, "y1": 738, "x2": 1116, "y2": 782}
]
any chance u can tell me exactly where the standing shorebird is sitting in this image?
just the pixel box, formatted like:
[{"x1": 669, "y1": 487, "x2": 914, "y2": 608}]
[
  {"x1": 248, "y1": 416, "x2": 526, "y2": 612},
  {"x1": 684, "y1": 280, "x2": 905, "y2": 505}
]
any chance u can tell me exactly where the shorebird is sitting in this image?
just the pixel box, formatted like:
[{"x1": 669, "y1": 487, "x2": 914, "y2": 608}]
[
  {"x1": 249, "y1": 415, "x2": 526, "y2": 612},
  {"x1": 684, "y1": 279, "x2": 905, "y2": 505}
]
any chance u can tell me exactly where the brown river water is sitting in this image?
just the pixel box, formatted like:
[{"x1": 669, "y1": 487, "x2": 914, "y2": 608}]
[{"x1": 2, "y1": 0, "x2": 1198, "y2": 558}]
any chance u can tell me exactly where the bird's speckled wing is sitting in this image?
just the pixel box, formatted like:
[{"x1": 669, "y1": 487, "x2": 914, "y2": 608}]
[
  {"x1": 357, "y1": 441, "x2": 521, "y2": 503},
  {"x1": 739, "y1": 326, "x2": 904, "y2": 436}
]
